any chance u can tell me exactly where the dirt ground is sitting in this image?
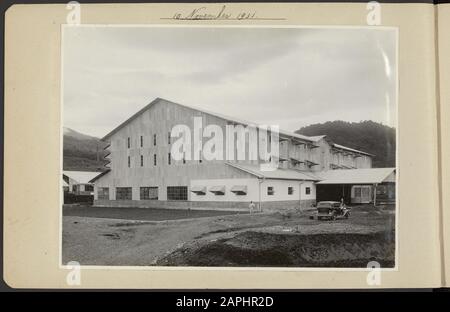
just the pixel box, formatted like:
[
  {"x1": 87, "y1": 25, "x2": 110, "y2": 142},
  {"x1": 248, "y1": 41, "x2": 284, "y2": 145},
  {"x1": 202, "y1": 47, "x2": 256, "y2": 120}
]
[
  {"x1": 62, "y1": 205, "x2": 395, "y2": 267},
  {"x1": 63, "y1": 205, "x2": 242, "y2": 221}
]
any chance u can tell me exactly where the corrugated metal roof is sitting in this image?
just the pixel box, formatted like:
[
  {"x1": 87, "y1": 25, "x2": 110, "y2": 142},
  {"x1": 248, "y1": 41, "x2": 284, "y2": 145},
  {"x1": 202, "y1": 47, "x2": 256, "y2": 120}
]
[
  {"x1": 63, "y1": 171, "x2": 101, "y2": 184},
  {"x1": 315, "y1": 168, "x2": 395, "y2": 184},
  {"x1": 227, "y1": 162, "x2": 319, "y2": 181}
]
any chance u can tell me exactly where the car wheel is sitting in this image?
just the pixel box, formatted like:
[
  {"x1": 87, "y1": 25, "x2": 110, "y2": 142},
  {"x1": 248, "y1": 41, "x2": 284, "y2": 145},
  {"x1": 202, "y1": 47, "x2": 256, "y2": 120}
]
[{"x1": 331, "y1": 215, "x2": 336, "y2": 221}]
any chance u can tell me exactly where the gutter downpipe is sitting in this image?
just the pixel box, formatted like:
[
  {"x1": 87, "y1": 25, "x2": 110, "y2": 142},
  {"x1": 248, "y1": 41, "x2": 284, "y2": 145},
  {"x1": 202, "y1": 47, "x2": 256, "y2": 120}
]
[
  {"x1": 299, "y1": 180, "x2": 304, "y2": 210},
  {"x1": 258, "y1": 177, "x2": 264, "y2": 212}
]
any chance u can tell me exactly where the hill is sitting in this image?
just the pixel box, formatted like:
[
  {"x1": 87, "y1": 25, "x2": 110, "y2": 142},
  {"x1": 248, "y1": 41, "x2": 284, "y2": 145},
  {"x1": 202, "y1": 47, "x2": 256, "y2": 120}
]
[
  {"x1": 296, "y1": 121, "x2": 396, "y2": 168},
  {"x1": 63, "y1": 127, "x2": 108, "y2": 171}
]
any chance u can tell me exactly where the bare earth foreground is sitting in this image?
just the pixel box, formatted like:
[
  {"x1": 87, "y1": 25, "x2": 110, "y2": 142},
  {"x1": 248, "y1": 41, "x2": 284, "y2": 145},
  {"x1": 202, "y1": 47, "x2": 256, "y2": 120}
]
[{"x1": 62, "y1": 205, "x2": 395, "y2": 267}]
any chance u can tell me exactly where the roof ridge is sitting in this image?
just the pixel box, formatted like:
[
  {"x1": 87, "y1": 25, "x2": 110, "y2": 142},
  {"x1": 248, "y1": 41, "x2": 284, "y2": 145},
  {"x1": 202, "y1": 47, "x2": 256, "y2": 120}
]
[{"x1": 101, "y1": 97, "x2": 373, "y2": 157}]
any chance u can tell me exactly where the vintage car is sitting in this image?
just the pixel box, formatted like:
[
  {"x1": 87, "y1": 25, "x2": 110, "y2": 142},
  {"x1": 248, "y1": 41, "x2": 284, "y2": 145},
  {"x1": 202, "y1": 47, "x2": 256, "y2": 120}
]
[{"x1": 316, "y1": 201, "x2": 350, "y2": 221}]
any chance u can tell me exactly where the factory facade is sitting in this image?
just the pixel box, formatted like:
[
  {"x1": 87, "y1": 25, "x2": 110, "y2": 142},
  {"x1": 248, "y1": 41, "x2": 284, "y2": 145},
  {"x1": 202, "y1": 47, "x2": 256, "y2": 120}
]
[{"x1": 91, "y1": 98, "x2": 394, "y2": 210}]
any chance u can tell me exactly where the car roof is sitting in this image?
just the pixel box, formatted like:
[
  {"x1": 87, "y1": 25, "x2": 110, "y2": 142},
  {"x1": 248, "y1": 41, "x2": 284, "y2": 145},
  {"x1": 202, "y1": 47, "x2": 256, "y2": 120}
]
[{"x1": 318, "y1": 201, "x2": 341, "y2": 204}]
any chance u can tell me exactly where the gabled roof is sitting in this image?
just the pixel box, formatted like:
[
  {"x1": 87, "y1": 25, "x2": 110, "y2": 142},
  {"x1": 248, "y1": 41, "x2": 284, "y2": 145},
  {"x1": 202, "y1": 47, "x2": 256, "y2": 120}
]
[
  {"x1": 102, "y1": 97, "x2": 313, "y2": 143},
  {"x1": 63, "y1": 171, "x2": 101, "y2": 184},
  {"x1": 101, "y1": 97, "x2": 373, "y2": 157},
  {"x1": 227, "y1": 162, "x2": 319, "y2": 181},
  {"x1": 315, "y1": 168, "x2": 395, "y2": 184},
  {"x1": 89, "y1": 169, "x2": 111, "y2": 183}
]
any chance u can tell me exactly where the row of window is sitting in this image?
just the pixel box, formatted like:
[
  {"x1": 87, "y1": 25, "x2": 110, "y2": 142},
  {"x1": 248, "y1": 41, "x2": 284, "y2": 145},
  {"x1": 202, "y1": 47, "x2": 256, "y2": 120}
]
[
  {"x1": 98, "y1": 186, "x2": 188, "y2": 201},
  {"x1": 127, "y1": 133, "x2": 172, "y2": 149},
  {"x1": 127, "y1": 154, "x2": 200, "y2": 168},
  {"x1": 97, "y1": 185, "x2": 311, "y2": 200},
  {"x1": 267, "y1": 186, "x2": 310, "y2": 196}
]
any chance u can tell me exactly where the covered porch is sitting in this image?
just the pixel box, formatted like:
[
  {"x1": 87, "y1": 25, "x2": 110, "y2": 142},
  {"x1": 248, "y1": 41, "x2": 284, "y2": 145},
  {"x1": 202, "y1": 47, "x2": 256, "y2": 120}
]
[{"x1": 315, "y1": 168, "x2": 396, "y2": 206}]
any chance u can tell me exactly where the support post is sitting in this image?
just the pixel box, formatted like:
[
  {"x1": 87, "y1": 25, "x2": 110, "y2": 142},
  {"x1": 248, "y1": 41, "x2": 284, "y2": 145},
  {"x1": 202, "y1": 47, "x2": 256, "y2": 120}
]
[{"x1": 373, "y1": 183, "x2": 377, "y2": 207}]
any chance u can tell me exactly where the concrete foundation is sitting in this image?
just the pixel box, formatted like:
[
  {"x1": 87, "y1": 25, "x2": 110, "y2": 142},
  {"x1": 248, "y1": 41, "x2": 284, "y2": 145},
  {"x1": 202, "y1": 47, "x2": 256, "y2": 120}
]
[{"x1": 93, "y1": 199, "x2": 316, "y2": 212}]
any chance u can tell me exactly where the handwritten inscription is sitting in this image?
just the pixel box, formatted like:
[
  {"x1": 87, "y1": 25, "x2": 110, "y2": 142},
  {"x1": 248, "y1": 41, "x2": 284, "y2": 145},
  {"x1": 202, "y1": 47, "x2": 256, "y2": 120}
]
[{"x1": 165, "y1": 5, "x2": 283, "y2": 21}]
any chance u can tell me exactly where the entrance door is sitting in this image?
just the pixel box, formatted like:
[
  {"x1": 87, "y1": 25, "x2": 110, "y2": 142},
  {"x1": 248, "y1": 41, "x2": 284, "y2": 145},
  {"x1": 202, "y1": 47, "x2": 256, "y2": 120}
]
[{"x1": 352, "y1": 185, "x2": 372, "y2": 204}]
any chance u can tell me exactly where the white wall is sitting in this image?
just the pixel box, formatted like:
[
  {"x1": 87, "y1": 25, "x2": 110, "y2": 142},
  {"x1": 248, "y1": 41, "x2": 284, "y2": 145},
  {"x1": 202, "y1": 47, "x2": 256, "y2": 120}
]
[
  {"x1": 190, "y1": 178, "x2": 259, "y2": 202},
  {"x1": 189, "y1": 178, "x2": 316, "y2": 203},
  {"x1": 261, "y1": 179, "x2": 316, "y2": 202}
]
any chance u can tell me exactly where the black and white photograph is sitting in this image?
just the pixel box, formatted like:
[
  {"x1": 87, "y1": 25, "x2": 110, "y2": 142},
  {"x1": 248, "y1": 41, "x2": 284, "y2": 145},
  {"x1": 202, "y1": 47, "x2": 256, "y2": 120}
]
[{"x1": 61, "y1": 25, "x2": 397, "y2": 268}]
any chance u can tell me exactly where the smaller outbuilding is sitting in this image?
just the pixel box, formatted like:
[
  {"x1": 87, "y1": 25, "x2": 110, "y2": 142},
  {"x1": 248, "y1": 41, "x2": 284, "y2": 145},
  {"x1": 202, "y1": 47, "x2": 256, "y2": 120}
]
[
  {"x1": 315, "y1": 168, "x2": 396, "y2": 205},
  {"x1": 63, "y1": 171, "x2": 100, "y2": 195}
]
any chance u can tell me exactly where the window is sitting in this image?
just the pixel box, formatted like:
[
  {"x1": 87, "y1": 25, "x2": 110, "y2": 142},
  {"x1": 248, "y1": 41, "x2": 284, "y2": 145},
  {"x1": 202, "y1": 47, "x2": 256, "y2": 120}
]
[
  {"x1": 85, "y1": 184, "x2": 94, "y2": 192},
  {"x1": 305, "y1": 187, "x2": 311, "y2": 195},
  {"x1": 167, "y1": 186, "x2": 188, "y2": 200},
  {"x1": 168, "y1": 131, "x2": 171, "y2": 144},
  {"x1": 98, "y1": 187, "x2": 109, "y2": 200},
  {"x1": 127, "y1": 137, "x2": 130, "y2": 149},
  {"x1": 153, "y1": 134, "x2": 156, "y2": 146},
  {"x1": 267, "y1": 186, "x2": 274, "y2": 196},
  {"x1": 128, "y1": 156, "x2": 130, "y2": 168},
  {"x1": 116, "y1": 187, "x2": 132, "y2": 200},
  {"x1": 288, "y1": 186, "x2": 294, "y2": 195},
  {"x1": 140, "y1": 135, "x2": 143, "y2": 147},
  {"x1": 140, "y1": 155, "x2": 144, "y2": 167},
  {"x1": 183, "y1": 157, "x2": 186, "y2": 164},
  {"x1": 153, "y1": 154, "x2": 157, "y2": 166},
  {"x1": 140, "y1": 187, "x2": 158, "y2": 200},
  {"x1": 168, "y1": 153, "x2": 171, "y2": 165}
]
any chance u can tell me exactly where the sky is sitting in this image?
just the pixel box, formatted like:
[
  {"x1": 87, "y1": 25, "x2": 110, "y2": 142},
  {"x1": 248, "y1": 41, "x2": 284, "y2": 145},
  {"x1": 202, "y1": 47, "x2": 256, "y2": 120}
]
[{"x1": 63, "y1": 26, "x2": 397, "y2": 138}]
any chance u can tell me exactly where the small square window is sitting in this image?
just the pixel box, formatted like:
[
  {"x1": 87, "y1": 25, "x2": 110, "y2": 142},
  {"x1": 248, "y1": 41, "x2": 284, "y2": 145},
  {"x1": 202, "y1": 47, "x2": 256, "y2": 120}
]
[
  {"x1": 153, "y1": 154, "x2": 157, "y2": 166},
  {"x1": 305, "y1": 187, "x2": 311, "y2": 195},
  {"x1": 127, "y1": 137, "x2": 130, "y2": 149},
  {"x1": 140, "y1": 155, "x2": 144, "y2": 167},
  {"x1": 288, "y1": 187, "x2": 294, "y2": 195},
  {"x1": 153, "y1": 134, "x2": 157, "y2": 146},
  {"x1": 140, "y1": 136, "x2": 143, "y2": 147},
  {"x1": 267, "y1": 186, "x2": 274, "y2": 196}
]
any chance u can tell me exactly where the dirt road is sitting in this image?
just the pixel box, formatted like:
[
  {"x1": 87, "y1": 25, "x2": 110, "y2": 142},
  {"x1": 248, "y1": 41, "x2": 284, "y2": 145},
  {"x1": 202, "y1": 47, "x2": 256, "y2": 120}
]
[{"x1": 62, "y1": 205, "x2": 395, "y2": 267}]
